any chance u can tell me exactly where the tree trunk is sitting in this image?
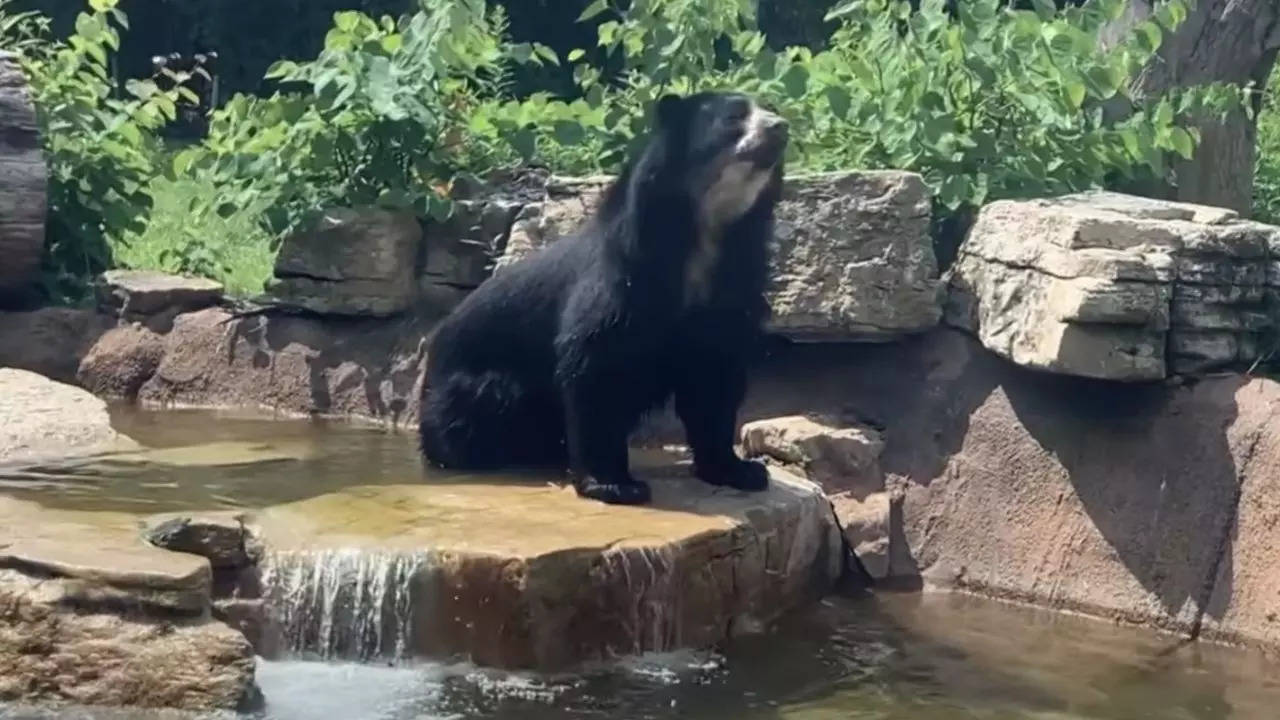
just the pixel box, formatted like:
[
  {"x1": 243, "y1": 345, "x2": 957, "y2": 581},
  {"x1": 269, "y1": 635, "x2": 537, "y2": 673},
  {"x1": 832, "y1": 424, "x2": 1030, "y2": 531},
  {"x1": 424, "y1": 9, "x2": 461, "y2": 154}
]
[
  {"x1": 1111, "y1": 0, "x2": 1280, "y2": 215},
  {"x1": 0, "y1": 51, "x2": 47, "y2": 309}
]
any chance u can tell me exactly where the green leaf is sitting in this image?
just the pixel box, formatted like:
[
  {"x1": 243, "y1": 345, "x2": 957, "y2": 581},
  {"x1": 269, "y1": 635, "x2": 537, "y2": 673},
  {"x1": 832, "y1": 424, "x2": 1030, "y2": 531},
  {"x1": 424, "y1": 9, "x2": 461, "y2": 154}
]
[
  {"x1": 1134, "y1": 21, "x2": 1163, "y2": 54},
  {"x1": 553, "y1": 120, "x2": 586, "y2": 145},
  {"x1": 1064, "y1": 77, "x2": 1086, "y2": 109},
  {"x1": 826, "y1": 86, "x2": 851, "y2": 119},
  {"x1": 578, "y1": 0, "x2": 609, "y2": 23},
  {"x1": 1169, "y1": 126, "x2": 1195, "y2": 159},
  {"x1": 780, "y1": 64, "x2": 809, "y2": 99},
  {"x1": 567, "y1": 48, "x2": 586, "y2": 62},
  {"x1": 534, "y1": 43, "x2": 559, "y2": 66}
]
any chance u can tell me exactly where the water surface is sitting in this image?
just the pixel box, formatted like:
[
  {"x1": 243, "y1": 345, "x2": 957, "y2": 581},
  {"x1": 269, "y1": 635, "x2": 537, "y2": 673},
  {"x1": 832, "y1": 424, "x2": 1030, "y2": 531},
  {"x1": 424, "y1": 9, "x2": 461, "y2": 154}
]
[{"x1": 2, "y1": 408, "x2": 1279, "y2": 719}]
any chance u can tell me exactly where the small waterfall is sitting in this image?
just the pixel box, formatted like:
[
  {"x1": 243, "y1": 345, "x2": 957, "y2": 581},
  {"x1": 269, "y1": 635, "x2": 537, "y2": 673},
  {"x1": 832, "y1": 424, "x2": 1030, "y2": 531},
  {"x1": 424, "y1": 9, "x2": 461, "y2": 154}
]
[{"x1": 260, "y1": 549, "x2": 426, "y2": 662}]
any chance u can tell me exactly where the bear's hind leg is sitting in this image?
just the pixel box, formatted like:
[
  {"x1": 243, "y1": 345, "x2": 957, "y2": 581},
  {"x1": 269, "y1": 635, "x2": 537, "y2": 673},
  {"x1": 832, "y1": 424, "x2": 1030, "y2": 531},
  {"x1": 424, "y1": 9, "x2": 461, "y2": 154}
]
[{"x1": 420, "y1": 370, "x2": 567, "y2": 471}]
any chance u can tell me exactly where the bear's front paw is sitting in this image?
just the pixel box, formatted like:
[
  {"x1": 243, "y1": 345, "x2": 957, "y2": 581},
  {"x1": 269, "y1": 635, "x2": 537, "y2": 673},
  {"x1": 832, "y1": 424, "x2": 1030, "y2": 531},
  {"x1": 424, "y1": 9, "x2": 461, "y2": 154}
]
[
  {"x1": 574, "y1": 475, "x2": 653, "y2": 505},
  {"x1": 696, "y1": 458, "x2": 769, "y2": 492}
]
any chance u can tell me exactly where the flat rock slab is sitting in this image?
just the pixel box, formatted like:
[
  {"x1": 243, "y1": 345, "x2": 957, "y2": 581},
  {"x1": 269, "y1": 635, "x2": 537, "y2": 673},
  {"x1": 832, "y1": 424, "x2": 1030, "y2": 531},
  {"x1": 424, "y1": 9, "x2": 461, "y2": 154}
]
[
  {"x1": 97, "y1": 269, "x2": 224, "y2": 317},
  {"x1": 0, "y1": 496, "x2": 211, "y2": 612},
  {"x1": 250, "y1": 466, "x2": 842, "y2": 670},
  {"x1": 0, "y1": 368, "x2": 138, "y2": 466}
]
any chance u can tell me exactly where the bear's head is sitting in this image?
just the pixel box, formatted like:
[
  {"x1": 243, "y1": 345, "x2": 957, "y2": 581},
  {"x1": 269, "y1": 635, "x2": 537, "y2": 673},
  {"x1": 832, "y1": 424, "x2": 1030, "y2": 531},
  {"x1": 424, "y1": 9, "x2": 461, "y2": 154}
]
[{"x1": 652, "y1": 91, "x2": 789, "y2": 230}]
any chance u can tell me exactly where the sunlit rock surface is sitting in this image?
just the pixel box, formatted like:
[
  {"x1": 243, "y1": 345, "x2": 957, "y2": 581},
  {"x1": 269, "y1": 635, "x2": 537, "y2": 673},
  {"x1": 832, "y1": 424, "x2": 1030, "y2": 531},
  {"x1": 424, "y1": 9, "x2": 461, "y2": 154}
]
[
  {"x1": 947, "y1": 191, "x2": 1280, "y2": 380},
  {"x1": 249, "y1": 463, "x2": 842, "y2": 670},
  {"x1": 0, "y1": 368, "x2": 138, "y2": 465}
]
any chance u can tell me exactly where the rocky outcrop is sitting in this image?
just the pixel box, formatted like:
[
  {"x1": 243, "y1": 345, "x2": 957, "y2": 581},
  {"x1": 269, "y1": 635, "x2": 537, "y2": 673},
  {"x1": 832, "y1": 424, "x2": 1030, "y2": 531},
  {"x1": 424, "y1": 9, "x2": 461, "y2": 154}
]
[
  {"x1": 0, "y1": 52, "x2": 47, "y2": 308},
  {"x1": 947, "y1": 191, "x2": 1280, "y2": 381},
  {"x1": 496, "y1": 171, "x2": 942, "y2": 342},
  {"x1": 0, "y1": 570, "x2": 259, "y2": 712},
  {"x1": 723, "y1": 327, "x2": 1280, "y2": 641},
  {"x1": 129, "y1": 307, "x2": 430, "y2": 424},
  {"x1": 267, "y1": 208, "x2": 422, "y2": 316},
  {"x1": 0, "y1": 497, "x2": 260, "y2": 711},
  {"x1": 0, "y1": 368, "x2": 138, "y2": 465},
  {"x1": 740, "y1": 414, "x2": 892, "y2": 580},
  {"x1": 741, "y1": 414, "x2": 884, "y2": 496},
  {"x1": 249, "y1": 462, "x2": 841, "y2": 670}
]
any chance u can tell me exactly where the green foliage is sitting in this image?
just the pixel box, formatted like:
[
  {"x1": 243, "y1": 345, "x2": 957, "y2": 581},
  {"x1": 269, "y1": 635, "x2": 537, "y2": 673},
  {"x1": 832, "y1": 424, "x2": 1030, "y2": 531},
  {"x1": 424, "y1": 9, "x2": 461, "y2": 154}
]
[
  {"x1": 503, "y1": 0, "x2": 1246, "y2": 216},
  {"x1": 797, "y1": 0, "x2": 1246, "y2": 210},
  {"x1": 1254, "y1": 64, "x2": 1280, "y2": 225},
  {"x1": 14, "y1": 0, "x2": 194, "y2": 302},
  {"x1": 173, "y1": 0, "x2": 554, "y2": 243}
]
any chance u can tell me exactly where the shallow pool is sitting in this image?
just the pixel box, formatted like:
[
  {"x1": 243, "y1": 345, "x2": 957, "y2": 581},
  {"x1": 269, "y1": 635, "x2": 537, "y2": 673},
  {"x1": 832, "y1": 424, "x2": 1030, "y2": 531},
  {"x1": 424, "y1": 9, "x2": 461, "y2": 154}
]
[{"x1": 3, "y1": 409, "x2": 1280, "y2": 719}]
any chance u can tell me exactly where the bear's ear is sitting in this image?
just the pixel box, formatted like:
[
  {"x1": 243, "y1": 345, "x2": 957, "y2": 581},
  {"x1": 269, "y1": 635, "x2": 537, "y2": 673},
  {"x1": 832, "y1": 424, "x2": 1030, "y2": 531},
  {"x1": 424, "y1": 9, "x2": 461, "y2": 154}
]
[{"x1": 655, "y1": 94, "x2": 685, "y2": 129}]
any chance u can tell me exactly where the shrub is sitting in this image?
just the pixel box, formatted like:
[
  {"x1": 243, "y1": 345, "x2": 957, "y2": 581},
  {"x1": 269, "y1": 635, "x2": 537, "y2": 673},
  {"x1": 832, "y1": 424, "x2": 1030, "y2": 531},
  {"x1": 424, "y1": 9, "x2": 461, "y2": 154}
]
[
  {"x1": 1254, "y1": 63, "x2": 1280, "y2": 225},
  {"x1": 11, "y1": 0, "x2": 193, "y2": 302},
  {"x1": 173, "y1": 0, "x2": 558, "y2": 242}
]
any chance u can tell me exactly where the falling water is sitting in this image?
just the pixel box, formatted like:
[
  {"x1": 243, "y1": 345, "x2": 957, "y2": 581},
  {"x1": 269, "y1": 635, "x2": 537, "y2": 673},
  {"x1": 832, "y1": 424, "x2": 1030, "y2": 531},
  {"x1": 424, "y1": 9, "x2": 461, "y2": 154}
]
[{"x1": 260, "y1": 549, "x2": 426, "y2": 662}]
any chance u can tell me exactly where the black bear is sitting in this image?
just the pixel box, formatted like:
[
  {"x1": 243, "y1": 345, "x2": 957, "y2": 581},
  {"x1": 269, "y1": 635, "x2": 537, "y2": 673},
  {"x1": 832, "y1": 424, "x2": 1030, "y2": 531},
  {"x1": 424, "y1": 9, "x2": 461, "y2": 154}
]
[{"x1": 419, "y1": 91, "x2": 788, "y2": 505}]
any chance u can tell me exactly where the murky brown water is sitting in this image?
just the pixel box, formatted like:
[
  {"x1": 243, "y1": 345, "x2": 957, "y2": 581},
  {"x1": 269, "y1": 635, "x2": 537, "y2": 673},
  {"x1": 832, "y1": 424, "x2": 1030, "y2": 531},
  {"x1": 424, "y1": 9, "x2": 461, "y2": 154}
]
[{"x1": 3, "y1": 408, "x2": 1280, "y2": 720}]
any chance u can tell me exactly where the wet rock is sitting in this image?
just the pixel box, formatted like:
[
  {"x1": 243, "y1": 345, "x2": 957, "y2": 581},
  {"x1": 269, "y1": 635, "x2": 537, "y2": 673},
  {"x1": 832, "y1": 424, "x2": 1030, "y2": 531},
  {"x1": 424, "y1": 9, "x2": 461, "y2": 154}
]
[
  {"x1": 0, "y1": 307, "x2": 111, "y2": 384},
  {"x1": 494, "y1": 172, "x2": 943, "y2": 341},
  {"x1": 268, "y1": 207, "x2": 421, "y2": 317},
  {"x1": 830, "y1": 491, "x2": 892, "y2": 580},
  {"x1": 250, "y1": 461, "x2": 841, "y2": 670},
  {"x1": 96, "y1": 269, "x2": 224, "y2": 319},
  {"x1": 0, "y1": 368, "x2": 139, "y2": 465},
  {"x1": 740, "y1": 414, "x2": 884, "y2": 496},
  {"x1": 214, "y1": 598, "x2": 273, "y2": 657},
  {"x1": 0, "y1": 569, "x2": 258, "y2": 712},
  {"x1": 76, "y1": 324, "x2": 166, "y2": 400},
  {"x1": 947, "y1": 190, "x2": 1280, "y2": 380},
  {"x1": 0, "y1": 52, "x2": 47, "y2": 308},
  {"x1": 143, "y1": 513, "x2": 262, "y2": 569}
]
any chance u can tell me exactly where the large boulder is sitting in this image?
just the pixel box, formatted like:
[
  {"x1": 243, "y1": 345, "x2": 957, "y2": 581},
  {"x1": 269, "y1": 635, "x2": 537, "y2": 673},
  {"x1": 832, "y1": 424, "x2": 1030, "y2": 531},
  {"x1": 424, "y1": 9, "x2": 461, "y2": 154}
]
[
  {"x1": 0, "y1": 307, "x2": 111, "y2": 384},
  {"x1": 0, "y1": 368, "x2": 138, "y2": 465},
  {"x1": 267, "y1": 208, "x2": 422, "y2": 317},
  {"x1": 770, "y1": 171, "x2": 941, "y2": 341},
  {"x1": 249, "y1": 463, "x2": 842, "y2": 670},
  {"x1": 947, "y1": 191, "x2": 1280, "y2": 380},
  {"x1": 0, "y1": 52, "x2": 47, "y2": 308},
  {"x1": 495, "y1": 171, "x2": 943, "y2": 342}
]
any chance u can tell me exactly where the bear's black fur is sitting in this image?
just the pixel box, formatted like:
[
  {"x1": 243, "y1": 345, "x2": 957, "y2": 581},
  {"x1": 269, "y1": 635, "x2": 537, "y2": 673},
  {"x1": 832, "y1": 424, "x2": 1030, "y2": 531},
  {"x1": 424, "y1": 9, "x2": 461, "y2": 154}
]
[{"x1": 419, "y1": 91, "x2": 788, "y2": 505}]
